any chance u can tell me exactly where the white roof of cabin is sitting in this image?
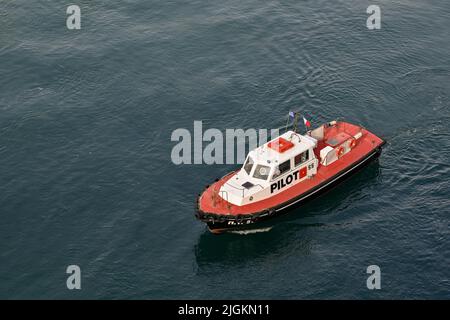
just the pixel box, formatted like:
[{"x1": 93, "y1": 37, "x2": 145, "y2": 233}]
[{"x1": 248, "y1": 131, "x2": 317, "y2": 166}]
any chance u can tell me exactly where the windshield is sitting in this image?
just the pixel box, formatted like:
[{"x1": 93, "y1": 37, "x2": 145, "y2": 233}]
[
  {"x1": 243, "y1": 156, "x2": 254, "y2": 175},
  {"x1": 253, "y1": 164, "x2": 271, "y2": 181}
]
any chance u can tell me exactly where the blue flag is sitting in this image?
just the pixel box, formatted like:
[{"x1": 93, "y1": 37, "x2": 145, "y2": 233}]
[{"x1": 289, "y1": 111, "x2": 295, "y2": 119}]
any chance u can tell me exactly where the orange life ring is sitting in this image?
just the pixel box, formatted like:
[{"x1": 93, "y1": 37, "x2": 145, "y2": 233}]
[
  {"x1": 336, "y1": 146, "x2": 345, "y2": 158},
  {"x1": 350, "y1": 139, "x2": 356, "y2": 149}
]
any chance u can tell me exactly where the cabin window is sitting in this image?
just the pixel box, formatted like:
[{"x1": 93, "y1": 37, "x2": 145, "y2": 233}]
[
  {"x1": 243, "y1": 156, "x2": 254, "y2": 175},
  {"x1": 294, "y1": 150, "x2": 309, "y2": 167},
  {"x1": 253, "y1": 164, "x2": 270, "y2": 180},
  {"x1": 272, "y1": 160, "x2": 291, "y2": 180}
]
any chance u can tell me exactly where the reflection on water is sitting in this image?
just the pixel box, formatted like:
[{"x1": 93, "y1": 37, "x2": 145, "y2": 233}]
[
  {"x1": 194, "y1": 160, "x2": 382, "y2": 268},
  {"x1": 194, "y1": 222, "x2": 313, "y2": 269}
]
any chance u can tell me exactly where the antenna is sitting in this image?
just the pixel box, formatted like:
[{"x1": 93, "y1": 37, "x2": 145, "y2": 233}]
[
  {"x1": 286, "y1": 111, "x2": 301, "y2": 132},
  {"x1": 293, "y1": 113, "x2": 300, "y2": 133}
]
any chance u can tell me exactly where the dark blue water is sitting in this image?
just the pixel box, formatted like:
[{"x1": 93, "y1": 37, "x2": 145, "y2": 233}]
[{"x1": 1, "y1": 0, "x2": 449, "y2": 299}]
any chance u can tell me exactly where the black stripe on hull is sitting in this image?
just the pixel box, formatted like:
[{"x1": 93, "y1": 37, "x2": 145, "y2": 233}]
[{"x1": 200, "y1": 145, "x2": 384, "y2": 234}]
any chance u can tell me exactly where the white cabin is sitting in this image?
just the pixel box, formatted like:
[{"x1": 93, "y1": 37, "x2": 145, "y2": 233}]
[{"x1": 220, "y1": 131, "x2": 319, "y2": 206}]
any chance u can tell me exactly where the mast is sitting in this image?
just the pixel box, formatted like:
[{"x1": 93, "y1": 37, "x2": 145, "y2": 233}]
[{"x1": 285, "y1": 111, "x2": 301, "y2": 133}]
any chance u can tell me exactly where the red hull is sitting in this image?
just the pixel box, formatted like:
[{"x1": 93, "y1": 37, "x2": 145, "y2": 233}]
[{"x1": 197, "y1": 121, "x2": 385, "y2": 217}]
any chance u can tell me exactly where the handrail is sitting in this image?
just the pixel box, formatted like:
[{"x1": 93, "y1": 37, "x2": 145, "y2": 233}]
[
  {"x1": 219, "y1": 190, "x2": 228, "y2": 203},
  {"x1": 253, "y1": 184, "x2": 264, "y2": 190},
  {"x1": 224, "y1": 181, "x2": 245, "y2": 198}
]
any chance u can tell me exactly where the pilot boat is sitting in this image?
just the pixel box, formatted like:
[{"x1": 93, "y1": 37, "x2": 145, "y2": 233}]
[{"x1": 196, "y1": 119, "x2": 385, "y2": 234}]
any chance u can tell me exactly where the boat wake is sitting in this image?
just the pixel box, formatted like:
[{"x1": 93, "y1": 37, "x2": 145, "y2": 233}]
[{"x1": 228, "y1": 227, "x2": 273, "y2": 235}]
